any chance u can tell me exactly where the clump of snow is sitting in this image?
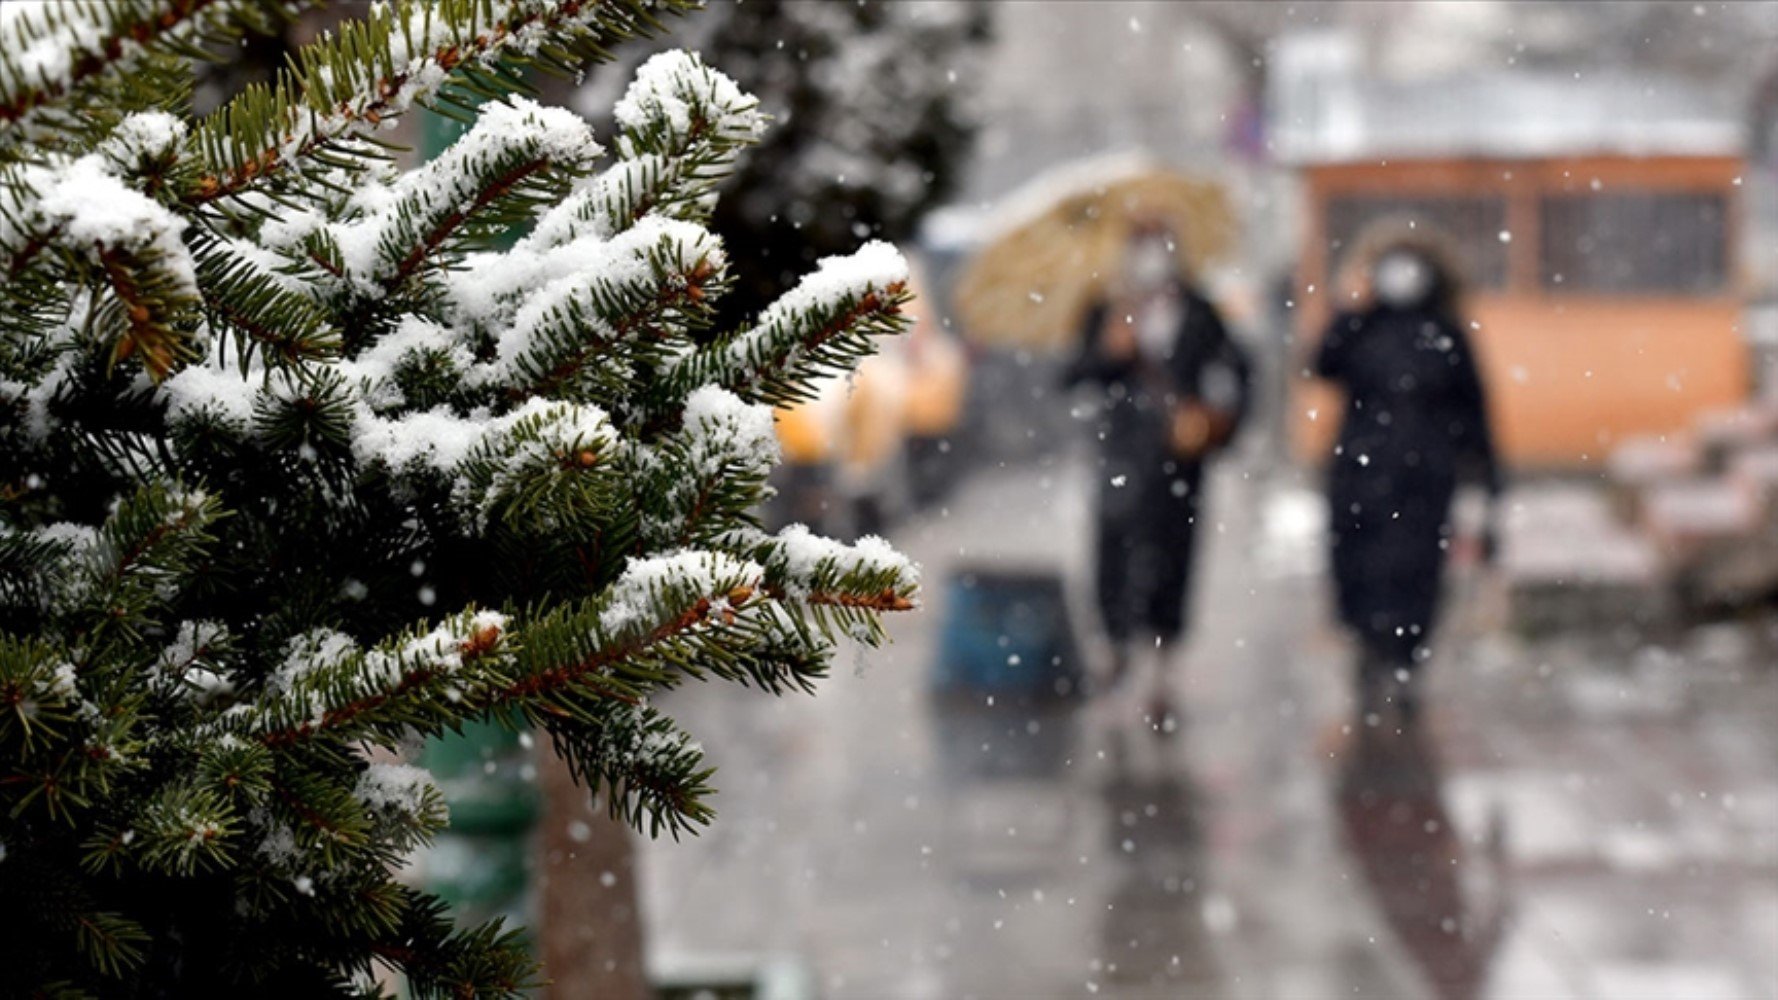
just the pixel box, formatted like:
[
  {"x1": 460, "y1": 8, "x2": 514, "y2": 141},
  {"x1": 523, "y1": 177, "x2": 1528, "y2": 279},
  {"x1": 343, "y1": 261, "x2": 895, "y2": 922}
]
[
  {"x1": 613, "y1": 51, "x2": 762, "y2": 154},
  {"x1": 154, "y1": 620, "x2": 230, "y2": 695},
  {"x1": 519, "y1": 156, "x2": 666, "y2": 249},
  {"x1": 256, "y1": 205, "x2": 328, "y2": 255},
  {"x1": 472, "y1": 96, "x2": 603, "y2": 166},
  {"x1": 488, "y1": 398, "x2": 614, "y2": 453},
  {"x1": 679, "y1": 385, "x2": 779, "y2": 477},
  {"x1": 599, "y1": 549, "x2": 762, "y2": 635},
  {"x1": 339, "y1": 316, "x2": 470, "y2": 413},
  {"x1": 99, "y1": 111, "x2": 187, "y2": 165},
  {"x1": 354, "y1": 763, "x2": 439, "y2": 815},
  {"x1": 36, "y1": 521, "x2": 99, "y2": 554},
  {"x1": 270, "y1": 628, "x2": 360, "y2": 696},
  {"x1": 760, "y1": 241, "x2": 908, "y2": 325},
  {"x1": 256, "y1": 823, "x2": 299, "y2": 866},
  {"x1": 44, "y1": 662, "x2": 78, "y2": 700},
  {"x1": 769, "y1": 523, "x2": 920, "y2": 597},
  {"x1": 160, "y1": 362, "x2": 258, "y2": 430},
  {"x1": 482, "y1": 215, "x2": 723, "y2": 388},
  {"x1": 351, "y1": 406, "x2": 486, "y2": 475},
  {"x1": 29, "y1": 155, "x2": 196, "y2": 293},
  {"x1": 326, "y1": 96, "x2": 603, "y2": 292}
]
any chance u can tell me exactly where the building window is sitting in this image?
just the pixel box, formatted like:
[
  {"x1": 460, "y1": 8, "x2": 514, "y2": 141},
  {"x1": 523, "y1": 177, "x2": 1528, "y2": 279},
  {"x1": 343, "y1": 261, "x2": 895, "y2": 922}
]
[
  {"x1": 1324, "y1": 194, "x2": 1509, "y2": 290},
  {"x1": 1540, "y1": 192, "x2": 1728, "y2": 295}
]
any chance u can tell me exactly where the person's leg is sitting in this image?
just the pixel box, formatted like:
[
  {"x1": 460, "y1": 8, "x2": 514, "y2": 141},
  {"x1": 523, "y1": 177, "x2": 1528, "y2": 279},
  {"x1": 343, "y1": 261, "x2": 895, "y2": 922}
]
[
  {"x1": 1355, "y1": 635, "x2": 1417, "y2": 721},
  {"x1": 1094, "y1": 512, "x2": 1138, "y2": 691},
  {"x1": 1139, "y1": 470, "x2": 1199, "y2": 735},
  {"x1": 1354, "y1": 639, "x2": 1392, "y2": 717},
  {"x1": 1142, "y1": 636, "x2": 1184, "y2": 735}
]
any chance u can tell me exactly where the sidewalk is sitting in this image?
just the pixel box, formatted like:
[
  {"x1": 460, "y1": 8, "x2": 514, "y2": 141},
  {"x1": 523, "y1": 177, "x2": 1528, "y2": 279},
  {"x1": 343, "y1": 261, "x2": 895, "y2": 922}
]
[{"x1": 640, "y1": 454, "x2": 1778, "y2": 1000}]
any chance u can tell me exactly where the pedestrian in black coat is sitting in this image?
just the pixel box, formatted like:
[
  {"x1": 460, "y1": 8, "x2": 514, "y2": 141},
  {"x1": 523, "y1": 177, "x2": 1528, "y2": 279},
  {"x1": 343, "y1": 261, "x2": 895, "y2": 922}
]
[
  {"x1": 1315, "y1": 236, "x2": 1500, "y2": 715},
  {"x1": 1064, "y1": 223, "x2": 1251, "y2": 731}
]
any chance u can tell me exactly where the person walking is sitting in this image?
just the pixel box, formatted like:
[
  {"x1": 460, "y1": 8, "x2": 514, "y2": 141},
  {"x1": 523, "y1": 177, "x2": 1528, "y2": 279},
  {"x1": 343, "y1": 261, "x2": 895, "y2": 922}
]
[
  {"x1": 1065, "y1": 221, "x2": 1251, "y2": 733},
  {"x1": 1315, "y1": 230, "x2": 1501, "y2": 718}
]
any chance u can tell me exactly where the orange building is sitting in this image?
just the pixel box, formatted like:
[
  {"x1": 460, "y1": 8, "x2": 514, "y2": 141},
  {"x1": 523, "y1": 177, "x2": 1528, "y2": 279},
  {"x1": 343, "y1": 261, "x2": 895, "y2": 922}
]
[{"x1": 1279, "y1": 69, "x2": 1749, "y2": 468}]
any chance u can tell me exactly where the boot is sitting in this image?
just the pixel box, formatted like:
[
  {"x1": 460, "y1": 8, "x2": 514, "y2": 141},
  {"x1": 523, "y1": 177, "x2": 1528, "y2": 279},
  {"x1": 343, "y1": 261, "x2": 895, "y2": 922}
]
[
  {"x1": 1356, "y1": 649, "x2": 1419, "y2": 726},
  {"x1": 1143, "y1": 641, "x2": 1182, "y2": 738}
]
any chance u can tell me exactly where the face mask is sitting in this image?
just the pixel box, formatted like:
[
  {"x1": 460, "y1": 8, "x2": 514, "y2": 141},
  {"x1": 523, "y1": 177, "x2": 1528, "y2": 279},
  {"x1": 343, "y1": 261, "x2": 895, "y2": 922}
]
[
  {"x1": 1373, "y1": 251, "x2": 1433, "y2": 308},
  {"x1": 1126, "y1": 238, "x2": 1176, "y2": 291}
]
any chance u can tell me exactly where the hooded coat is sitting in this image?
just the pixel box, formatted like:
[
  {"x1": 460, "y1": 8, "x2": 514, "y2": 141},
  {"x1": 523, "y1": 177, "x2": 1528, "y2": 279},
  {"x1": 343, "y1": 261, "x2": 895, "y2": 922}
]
[
  {"x1": 1065, "y1": 285, "x2": 1250, "y2": 644},
  {"x1": 1315, "y1": 257, "x2": 1498, "y2": 667}
]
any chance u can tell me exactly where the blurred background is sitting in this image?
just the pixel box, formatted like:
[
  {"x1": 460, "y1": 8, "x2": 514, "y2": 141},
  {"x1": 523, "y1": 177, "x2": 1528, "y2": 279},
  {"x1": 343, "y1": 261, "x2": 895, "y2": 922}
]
[{"x1": 225, "y1": 2, "x2": 1778, "y2": 997}]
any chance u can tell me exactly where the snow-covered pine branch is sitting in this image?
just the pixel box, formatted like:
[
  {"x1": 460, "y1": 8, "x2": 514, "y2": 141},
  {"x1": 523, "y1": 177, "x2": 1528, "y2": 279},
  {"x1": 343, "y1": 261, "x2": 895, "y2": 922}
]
[
  {"x1": 249, "y1": 608, "x2": 514, "y2": 748},
  {"x1": 1, "y1": 114, "x2": 202, "y2": 376},
  {"x1": 319, "y1": 97, "x2": 604, "y2": 299},
  {"x1": 187, "y1": 0, "x2": 693, "y2": 205},
  {"x1": 631, "y1": 384, "x2": 779, "y2": 548},
  {"x1": 526, "y1": 48, "x2": 766, "y2": 248},
  {"x1": 0, "y1": 0, "x2": 300, "y2": 133},
  {"x1": 479, "y1": 215, "x2": 725, "y2": 401},
  {"x1": 664, "y1": 239, "x2": 912, "y2": 409}
]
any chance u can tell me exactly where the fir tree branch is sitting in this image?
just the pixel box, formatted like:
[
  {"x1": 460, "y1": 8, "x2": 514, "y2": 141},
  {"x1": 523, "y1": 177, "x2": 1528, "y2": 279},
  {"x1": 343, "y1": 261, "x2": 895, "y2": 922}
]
[
  {"x1": 388, "y1": 154, "x2": 550, "y2": 287},
  {"x1": 522, "y1": 50, "x2": 764, "y2": 248},
  {"x1": 96, "y1": 245, "x2": 192, "y2": 380},
  {"x1": 254, "y1": 611, "x2": 513, "y2": 748},
  {"x1": 660, "y1": 241, "x2": 911, "y2": 413},
  {"x1": 485, "y1": 218, "x2": 723, "y2": 400},
  {"x1": 792, "y1": 588, "x2": 919, "y2": 613},
  {"x1": 0, "y1": 0, "x2": 228, "y2": 127},
  {"x1": 186, "y1": 0, "x2": 686, "y2": 205},
  {"x1": 192, "y1": 237, "x2": 336, "y2": 366},
  {"x1": 493, "y1": 592, "x2": 714, "y2": 706}
]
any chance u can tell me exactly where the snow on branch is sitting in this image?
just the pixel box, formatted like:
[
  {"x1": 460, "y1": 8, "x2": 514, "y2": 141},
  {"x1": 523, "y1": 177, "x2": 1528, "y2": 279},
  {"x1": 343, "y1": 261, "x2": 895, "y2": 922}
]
[
  {"x1": 613, "y1": 49, "x2": 762, "y2": 155},
  {"x1": 665, "y1": 240, "x2": 910, "y2": 408},
  {"x1": 323, "y1": 97, "x2": 603, "y2": 296},
  {"x1": 449, "y1": 397, "x2": 622, "y2": 533},
  {"x1": 479, "y1": 215, "x2": 725, "y2": 399},
  {"x1": 9, "y1": 140, "x2": 202, "y2": 377},
  {"x1": 753, "y1": 523, "x2": 920, "y2": 611},
  {"x1": 187, "y1": 0, "x2": 670, "y2": 204},
  {"x1": 252, "y1": 608, "x2": 513, "y2": 747},
  {"x1": 0, "y1": 0, "x2": 248, "y2": 129},
  {"x1": 522, "y1": 52, "x2": 763, "y2": 251},
  {"x1": 631, "y1": 385, "x2": 778, "y2": 547}
]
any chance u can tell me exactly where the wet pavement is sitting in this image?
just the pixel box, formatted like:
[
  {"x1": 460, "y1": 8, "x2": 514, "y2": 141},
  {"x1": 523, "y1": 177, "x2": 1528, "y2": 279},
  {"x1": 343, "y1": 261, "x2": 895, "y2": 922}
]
[{"x1": 639, "y1": 452, "x2": 1778, "y2": 1000}]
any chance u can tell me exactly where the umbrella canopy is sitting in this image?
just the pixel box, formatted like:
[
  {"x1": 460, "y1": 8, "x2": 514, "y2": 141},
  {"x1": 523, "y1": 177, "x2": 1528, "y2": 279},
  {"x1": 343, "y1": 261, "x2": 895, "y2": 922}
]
[{"x1": 953, "y1": 163, "x2": 1237, "y2": 350}]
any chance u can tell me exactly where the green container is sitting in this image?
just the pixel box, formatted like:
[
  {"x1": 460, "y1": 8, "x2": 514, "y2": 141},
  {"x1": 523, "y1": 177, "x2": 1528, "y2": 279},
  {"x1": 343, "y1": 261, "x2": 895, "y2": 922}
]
[{"x1": 420, "y1": 715, "x2": 537, "y2": 929}]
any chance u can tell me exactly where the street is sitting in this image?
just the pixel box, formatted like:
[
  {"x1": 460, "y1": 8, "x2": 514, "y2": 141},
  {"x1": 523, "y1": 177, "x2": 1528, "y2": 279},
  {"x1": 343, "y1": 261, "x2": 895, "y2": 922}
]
[{"x1": 642, "y1": 450, "x2": 1778, "y2": 1000}]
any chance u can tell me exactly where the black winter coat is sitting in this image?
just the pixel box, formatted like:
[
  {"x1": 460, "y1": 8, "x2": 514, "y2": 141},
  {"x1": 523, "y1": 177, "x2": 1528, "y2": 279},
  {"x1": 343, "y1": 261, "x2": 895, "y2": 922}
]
[
  {"x1": 1064, "y1": 287, "x2": 1251, "y2": 642},
  {"x1": 1316, "y1": 304, "x2": 1498, "y2": 664}
]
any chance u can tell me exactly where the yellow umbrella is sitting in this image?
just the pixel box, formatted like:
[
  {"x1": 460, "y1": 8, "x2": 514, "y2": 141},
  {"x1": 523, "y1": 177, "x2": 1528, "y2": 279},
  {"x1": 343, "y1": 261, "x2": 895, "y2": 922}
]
[{"x1": 954, "y1": 163, "x2": 1237, "y2": 351}]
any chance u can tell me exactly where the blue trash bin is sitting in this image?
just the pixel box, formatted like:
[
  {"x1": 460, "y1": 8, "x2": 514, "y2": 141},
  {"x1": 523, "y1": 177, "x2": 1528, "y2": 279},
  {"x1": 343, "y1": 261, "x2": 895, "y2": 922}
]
[{"x1": 932, "y1": 567, "x2": 1084, "y2": 701}]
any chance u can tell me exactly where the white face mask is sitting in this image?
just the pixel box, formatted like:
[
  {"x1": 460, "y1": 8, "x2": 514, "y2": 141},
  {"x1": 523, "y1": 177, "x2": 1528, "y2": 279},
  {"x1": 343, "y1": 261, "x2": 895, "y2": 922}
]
[
  {"x1": 1373, "y1": 251, "x2": 1433, "y2": 308},
  {"x1": 1126, "y1": 238, "x2": 1176, "y2": 291}
]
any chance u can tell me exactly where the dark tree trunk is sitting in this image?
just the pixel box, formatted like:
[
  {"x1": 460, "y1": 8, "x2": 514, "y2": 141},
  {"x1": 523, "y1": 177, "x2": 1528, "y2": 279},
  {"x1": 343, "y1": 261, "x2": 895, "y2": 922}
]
[{"x1": 536, "y1": 746, "x2": 650, "y2": 1000}]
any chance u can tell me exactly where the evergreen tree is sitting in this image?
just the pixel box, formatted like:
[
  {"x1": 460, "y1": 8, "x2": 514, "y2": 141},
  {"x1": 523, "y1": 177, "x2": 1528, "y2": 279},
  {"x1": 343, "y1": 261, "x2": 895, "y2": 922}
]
[{"x1": 0, "y1": 2, "x2": 918, "y2": 995}]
